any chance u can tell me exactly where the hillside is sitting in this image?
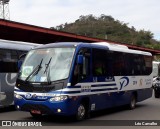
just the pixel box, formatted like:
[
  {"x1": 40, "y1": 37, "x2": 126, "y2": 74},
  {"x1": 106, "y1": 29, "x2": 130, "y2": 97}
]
[{"x1": 51, "y1": 14, "x2": 160, "y2": 50}]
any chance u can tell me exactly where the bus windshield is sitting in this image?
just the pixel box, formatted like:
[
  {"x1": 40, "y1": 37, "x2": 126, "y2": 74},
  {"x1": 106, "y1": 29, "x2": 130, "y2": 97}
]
[{"x1": 19, "y1": 47, "x2": 75, "y2": 83}]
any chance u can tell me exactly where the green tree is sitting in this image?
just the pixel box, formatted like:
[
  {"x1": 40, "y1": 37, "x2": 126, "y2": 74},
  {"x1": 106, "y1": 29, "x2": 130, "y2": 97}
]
[{"x1": 51, "y1": 14, "x2": 160, "y2": 50}]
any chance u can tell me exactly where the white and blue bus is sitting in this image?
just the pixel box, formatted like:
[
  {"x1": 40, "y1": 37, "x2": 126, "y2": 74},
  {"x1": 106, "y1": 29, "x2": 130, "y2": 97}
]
[
  {"x1": 14, "y1": 42, "x2": 153, "y2": 120},
  {"x1": 0, "y1": 39, "x2": 39, "y2": 108}
]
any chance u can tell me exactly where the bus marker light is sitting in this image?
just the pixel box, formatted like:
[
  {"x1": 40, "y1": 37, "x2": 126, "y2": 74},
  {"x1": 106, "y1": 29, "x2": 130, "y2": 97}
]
[
  {"x1": 57, "y1": 109, "x2": 61, "y2": 113},
  {"x1": 17, "y1": 105, "x2": 20, "y2": 109},
  {"x1": 15, "y1": 94, "x2": 23, "y2": 99}
]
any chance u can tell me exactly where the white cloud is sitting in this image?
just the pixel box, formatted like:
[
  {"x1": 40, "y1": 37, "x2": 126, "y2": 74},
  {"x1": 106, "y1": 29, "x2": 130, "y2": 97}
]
[{"x1": 9, "y1": 0, "x2": 160, "y2": 40}]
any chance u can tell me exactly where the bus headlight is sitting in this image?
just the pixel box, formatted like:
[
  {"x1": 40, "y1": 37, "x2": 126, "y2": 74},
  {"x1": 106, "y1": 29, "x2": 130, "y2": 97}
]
[
  {"x1": 14, "y1": 94, "x2": 23, "y2": 99},
  {"x1": 49, "y1": 95, "x2": 68, "y2": 102}
]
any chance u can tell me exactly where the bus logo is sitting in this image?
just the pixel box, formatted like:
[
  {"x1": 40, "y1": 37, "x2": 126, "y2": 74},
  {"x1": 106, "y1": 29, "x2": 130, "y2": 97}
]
[
  {"x1": 5, "y1": 73, "x2": 17, "y2": 86},
  {"x1": 25, "y1": 93, "x2": 32, "y2": 99},
  {"x1": 119, "y1": 77, "x2": 129, "y2": 90}
]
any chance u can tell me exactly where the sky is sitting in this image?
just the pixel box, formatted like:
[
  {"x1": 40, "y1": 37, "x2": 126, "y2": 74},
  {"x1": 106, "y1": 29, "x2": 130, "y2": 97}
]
[{"x1": 8, "y1": 0, "x2": 160, "y2": 40}]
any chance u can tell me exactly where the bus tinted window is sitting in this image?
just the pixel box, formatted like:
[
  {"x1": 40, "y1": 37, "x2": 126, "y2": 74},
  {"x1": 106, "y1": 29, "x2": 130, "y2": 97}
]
[
  {"x1": 92, "y1": 49, "x2": 106, "y2": 76},
  {"x1": 0, "y1": 49, "x2": 27, "y2": 73},
  {"x1": 144, "y1": 56, "x2": 152, "y2": 75},
  {"x1": 92, "y1": 49, "x2": 152, "y2": 76}
]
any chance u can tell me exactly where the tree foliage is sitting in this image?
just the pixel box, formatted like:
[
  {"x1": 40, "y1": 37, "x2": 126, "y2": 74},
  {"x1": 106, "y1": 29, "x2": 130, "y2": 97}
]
[{"x1": 51, "y1": 14, "x2": 160, "y2": 49}]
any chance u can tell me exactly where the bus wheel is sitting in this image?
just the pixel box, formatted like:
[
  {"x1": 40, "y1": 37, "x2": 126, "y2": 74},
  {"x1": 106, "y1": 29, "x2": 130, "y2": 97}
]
[
  {"x1": 30, "y1": 112, "x2": 42, "y2": 118},
  {"x1": 76, "y1": 103, "x2": 86, "y2": 121},
  {"x1": 129, "y1": 94, "x2": 136, "y2": 110}
]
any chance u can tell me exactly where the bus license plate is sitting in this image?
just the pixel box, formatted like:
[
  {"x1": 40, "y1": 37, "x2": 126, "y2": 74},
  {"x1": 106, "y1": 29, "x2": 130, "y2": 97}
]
[{"x1": 31, "y1": 110, "x2": 41, "y2": 114}]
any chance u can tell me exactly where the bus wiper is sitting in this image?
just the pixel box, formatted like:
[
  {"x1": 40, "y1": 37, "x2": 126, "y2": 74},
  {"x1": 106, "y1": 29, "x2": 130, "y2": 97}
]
[
  {"x1": 46, "y1": 66, "x2": 51, "y2": 85},
  {"x1": 44, "y1": 57, "x2": 52, "y2": 85},
  {"x1": 44, "y1": 57, "x2": 52, "y2": 74},
  {"x1": 25, "y1": 58, "x2": 43, "y2": 82}
]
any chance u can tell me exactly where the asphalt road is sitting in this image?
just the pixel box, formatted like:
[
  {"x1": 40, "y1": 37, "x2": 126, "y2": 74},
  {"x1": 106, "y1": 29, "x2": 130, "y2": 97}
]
[{"x1": 0, "y1": 93, "x2": 160, "y2": 129}]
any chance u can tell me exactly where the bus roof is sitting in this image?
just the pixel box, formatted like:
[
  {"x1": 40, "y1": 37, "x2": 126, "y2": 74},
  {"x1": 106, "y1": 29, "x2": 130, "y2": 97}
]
[
  {"x1": 34, "y1": 42, "x2": 152, "y2": 56},
  {"x1": 92, "y1": 42, "x2": 152, "y2": 56},
  {"x1": 0, "y1": 39, "x2": 40, "y2": 51}
]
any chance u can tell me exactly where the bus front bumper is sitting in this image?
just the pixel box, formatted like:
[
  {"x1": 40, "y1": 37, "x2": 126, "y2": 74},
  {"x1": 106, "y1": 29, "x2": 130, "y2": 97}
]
[{"x1": 14, "y1": 97, "x2": 78, "y2": 116}]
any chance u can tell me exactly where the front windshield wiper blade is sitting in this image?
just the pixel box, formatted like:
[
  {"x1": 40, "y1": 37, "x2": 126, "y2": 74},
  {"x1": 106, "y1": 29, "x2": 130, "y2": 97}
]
[
  {"x1": 44, "y1": 57, "x2": 52, "y2": 74},
  {"x1": 25, "y1": 58, "x2": 43, "y2": 82},
  {"x1": 46, "y1": 66, "x2": 51, "y2": 85},
  {"x1": 44, "y1": 57, "x2": 52, "y2": 85}
]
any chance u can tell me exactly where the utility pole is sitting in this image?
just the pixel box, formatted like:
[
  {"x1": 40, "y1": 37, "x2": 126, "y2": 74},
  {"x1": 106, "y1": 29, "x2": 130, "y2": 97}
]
[{"x1": 0, "y1": 0, "x2": 10, "y2": 20}]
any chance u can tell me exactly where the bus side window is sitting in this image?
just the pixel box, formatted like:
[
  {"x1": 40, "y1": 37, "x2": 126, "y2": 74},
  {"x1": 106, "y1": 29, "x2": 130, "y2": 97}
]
[
  {"x1": 144, "y1": 55, "x2": 152, "y2": 75},
  {"x1": 0, "y1": 49, "x2": 19, "y2": 73},
  {"x1": 72, "y1": 48, "x2": 90, "y2": 85},
  {"x1": 92, "y1": 49, "x2": 106, "y2": 77}
]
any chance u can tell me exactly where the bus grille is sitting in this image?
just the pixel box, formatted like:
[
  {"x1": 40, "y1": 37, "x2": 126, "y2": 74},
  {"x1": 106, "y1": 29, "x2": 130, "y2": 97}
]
[{"x1": 16, "y1": 79, "x2": 60, "y2": 92}]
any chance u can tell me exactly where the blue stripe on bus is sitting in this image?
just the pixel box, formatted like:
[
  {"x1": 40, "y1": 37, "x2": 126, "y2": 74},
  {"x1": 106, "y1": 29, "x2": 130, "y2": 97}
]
[
  {"x1": 68, "y1": 85, "x2": 81, "y2": 88},
  {"x1": 15, "y1": 86, "x2": 117, "y2": 95},
  {"x1": 91, "y1": 88, "x2": 118, "y2": 92},
  {"x1": 91, "y1": 83, "x2": 116, "y2": 87},
  {"x1": 14, "y1": 89, "x2": 23, "y2": 92},
  {"x1": 52, "y1": 87, "x2": 118, "y2": 94},
  {"x1": 68, "y1": 83, "x2": 117, "y2": 88},
  {"x1": 61, "y1": 88, "x2": 118, "y2": 94},
  {"x1": 58, "y1": 91, "x2": 81, "y2": 94}
]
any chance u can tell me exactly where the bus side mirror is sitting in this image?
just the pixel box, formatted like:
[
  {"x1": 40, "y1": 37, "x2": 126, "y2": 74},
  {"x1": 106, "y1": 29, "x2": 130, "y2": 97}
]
[
  {"x1": 19, "y1": 53, "x2": 27, "y2": 59},
  {"x1": 77, "y1": 55, "x2": 83, "y2": 64},
  {"x1": 17, "y1": 60, "x2": 23, "y2": 70},
  {"x1": 17, "y1": 53, "x2": 27, "y2": 70}
]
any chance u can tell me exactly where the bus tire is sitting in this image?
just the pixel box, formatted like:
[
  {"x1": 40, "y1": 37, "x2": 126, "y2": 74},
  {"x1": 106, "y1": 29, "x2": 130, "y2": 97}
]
[
  {"x1": 129, "y1": 94, "x2": 136, "y2": 110},
  {"x1": 30, "y1": 112, "x2": 42, "y2": 118},
  {"x1": 155, "y1": 90, "x2": 159, "y2": 98},
  {"x1": 76, "y1": 103, "x2": 86, "y2": 121}
]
